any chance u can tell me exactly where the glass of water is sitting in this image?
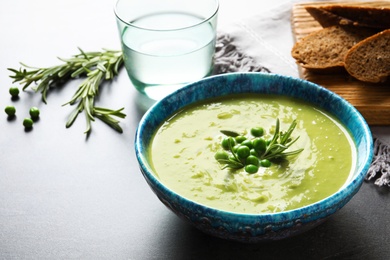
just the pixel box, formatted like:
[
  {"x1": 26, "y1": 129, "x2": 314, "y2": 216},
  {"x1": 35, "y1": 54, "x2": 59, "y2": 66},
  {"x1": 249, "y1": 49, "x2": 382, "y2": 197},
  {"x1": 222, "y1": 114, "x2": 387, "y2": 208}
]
[{"x1": 114, "y1": 0, "x2": 219, "y2": 101}]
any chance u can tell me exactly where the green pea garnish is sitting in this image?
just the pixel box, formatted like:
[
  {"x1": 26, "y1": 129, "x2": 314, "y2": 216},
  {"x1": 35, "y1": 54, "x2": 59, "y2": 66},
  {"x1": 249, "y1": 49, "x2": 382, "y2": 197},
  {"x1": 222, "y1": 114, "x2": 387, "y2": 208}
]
[
  {"x1": 245, "y1": 164, "x2": 259, "y2": 174},
  {"x1": 246, "y1": 155, "x2": 260, "y2": 166},
  {"x1": 214, "y1": 151, "x2": 229, "y2": 161},
  {"x1": 236, "y1": 145, "x2": 250, "y2": 159},
  {"x1": 222, "y1": 137, "x2": 236, "y2": 150},
  {"x1": 215, "y1": 119, "x2": 303, "y2": 174},
  {"x1": 235, "y1": 135, "x2": 247, "y2": 143},
  {"x1": 241, "y1": 139, "x2": 253, "y2": 149},
  {"x1": 250, "y1": 149, "x2": 260, "y2": 157},
  {"x1": 260, "y1": 159, "x2": 271, "y2": 168},
  {"x1": 251, "y1": 127, "x2": 264, "y2": 137},
  {"x1": 252, "y1": 137, "x2": 267, "y2": 153}
]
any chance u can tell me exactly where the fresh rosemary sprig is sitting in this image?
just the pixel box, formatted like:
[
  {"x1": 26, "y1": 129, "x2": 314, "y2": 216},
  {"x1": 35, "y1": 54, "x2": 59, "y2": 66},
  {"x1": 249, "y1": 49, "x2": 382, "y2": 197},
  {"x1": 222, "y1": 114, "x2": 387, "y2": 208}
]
[
  {"x1": 215, "y1": 119, "x2": 304, "y2": 174},
  {"x1": 262, "y1": 119, "x2": 303, "y2": 160},
  {"x1": 8, "y1": 48, "x2": 125, "y2": 134}
]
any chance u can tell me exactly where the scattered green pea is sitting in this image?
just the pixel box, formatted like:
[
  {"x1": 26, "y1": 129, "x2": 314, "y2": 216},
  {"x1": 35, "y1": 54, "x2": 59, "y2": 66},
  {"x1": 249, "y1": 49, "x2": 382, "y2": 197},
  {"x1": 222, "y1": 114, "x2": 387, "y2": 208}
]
[
  {"x1": 260, "y1": 159, "x2": 271, "y2": 167},
  {"x1": 5, "y1": 106, "x2": 16, "y2": 117},
  {"x1": 23, "y1": 118, "x2": 34, "y2": 129},
  {"x1": 251, "y1": 127, "x2": 264, "y2": 137},
  {"x1": 9, "y1": 87, "x2": 20, "y2": 97},
  {"x1": 245, "y1": 164, "x2": 259, "y2": 174},
  {"x1": 29, "y1": 107, "x2": 40, "y2": 120}
]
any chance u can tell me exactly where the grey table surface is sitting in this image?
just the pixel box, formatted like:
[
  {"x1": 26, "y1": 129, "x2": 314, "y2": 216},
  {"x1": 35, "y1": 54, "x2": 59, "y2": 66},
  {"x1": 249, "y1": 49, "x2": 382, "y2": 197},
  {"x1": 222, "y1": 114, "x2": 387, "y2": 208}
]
[{"x1": 0, "y1": 0, "x2": 389, "y2": 259}]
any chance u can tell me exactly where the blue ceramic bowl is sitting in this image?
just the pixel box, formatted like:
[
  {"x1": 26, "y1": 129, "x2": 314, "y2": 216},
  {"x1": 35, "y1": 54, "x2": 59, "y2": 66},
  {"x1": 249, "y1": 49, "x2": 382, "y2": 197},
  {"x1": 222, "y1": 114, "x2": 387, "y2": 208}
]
[{"x1": 135, "y1": 72, "x2": 373, "y2": 243}]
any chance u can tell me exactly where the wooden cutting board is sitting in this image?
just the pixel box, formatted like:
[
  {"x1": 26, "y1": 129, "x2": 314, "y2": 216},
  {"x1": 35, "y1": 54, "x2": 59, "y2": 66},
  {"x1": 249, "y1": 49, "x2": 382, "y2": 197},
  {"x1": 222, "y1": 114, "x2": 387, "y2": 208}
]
[{"x1": 291, "y1": 1, "x2": 390, "y2": 125}]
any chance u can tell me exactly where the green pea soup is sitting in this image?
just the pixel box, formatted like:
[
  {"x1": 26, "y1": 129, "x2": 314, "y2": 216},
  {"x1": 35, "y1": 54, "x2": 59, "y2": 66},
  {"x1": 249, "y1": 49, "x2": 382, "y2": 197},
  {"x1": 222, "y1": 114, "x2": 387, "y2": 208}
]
[{"x1": 149, "y1": 94, "x2": 357, "y2": 214}]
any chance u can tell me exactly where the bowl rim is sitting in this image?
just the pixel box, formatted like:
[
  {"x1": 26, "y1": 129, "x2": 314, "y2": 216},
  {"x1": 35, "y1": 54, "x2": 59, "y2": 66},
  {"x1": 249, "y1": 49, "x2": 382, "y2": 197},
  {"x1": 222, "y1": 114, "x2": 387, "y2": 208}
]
[{"x1": 135, "y1": 72, "x2": 374, "y2": 219}]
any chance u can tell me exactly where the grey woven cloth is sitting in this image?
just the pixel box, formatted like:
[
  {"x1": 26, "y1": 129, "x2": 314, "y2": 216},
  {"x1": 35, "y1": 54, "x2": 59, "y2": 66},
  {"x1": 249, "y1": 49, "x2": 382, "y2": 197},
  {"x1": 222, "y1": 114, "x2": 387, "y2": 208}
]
[
  {"x1": 213, "y1": 34, "x2": 270, "y2": 74},
  {"x1": 213, "y1": 30, "x2": 390, "y2": 187},
  {"x1": 366, "y1": 139, "x2": 390, "y2": 186}
]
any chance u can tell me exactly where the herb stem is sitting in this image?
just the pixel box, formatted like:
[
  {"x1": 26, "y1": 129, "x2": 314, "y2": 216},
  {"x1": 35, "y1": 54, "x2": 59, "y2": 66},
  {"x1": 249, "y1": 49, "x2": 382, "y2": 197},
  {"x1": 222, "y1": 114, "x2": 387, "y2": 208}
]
[{"x1": 8, "y1": 48, "x2": 125, "y2": 134}]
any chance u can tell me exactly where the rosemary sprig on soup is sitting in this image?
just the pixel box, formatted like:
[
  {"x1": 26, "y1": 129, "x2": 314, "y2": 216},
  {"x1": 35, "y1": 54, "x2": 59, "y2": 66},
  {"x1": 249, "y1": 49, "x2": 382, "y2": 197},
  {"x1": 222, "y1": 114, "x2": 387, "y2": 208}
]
[{"x1": 215, "y1": 119, "x2": 304, "y2": 174}]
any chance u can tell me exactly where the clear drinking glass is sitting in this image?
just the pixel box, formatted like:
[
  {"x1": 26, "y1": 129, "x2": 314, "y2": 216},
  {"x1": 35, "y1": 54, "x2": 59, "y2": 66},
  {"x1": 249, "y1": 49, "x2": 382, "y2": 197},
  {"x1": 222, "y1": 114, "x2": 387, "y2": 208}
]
[{"x1": 114, "y1": 0, "x2": 219, "y2": 101}]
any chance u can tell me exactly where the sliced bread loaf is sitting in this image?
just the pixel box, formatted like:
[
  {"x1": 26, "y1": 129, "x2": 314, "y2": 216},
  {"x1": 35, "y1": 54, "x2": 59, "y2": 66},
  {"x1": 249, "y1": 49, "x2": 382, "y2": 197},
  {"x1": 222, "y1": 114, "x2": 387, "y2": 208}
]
[
  {"x1": 345, "y1": 29, "x2": 390, "y2": 83},
  {"x1": 291, "y1": 26, "x2": 376, "y2": 71}
]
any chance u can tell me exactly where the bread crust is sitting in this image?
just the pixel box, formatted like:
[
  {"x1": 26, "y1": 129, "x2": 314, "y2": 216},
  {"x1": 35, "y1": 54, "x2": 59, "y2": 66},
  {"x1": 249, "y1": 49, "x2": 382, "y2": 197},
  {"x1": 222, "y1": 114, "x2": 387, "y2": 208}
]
[
  {"x1": 305, "y1": 6, "x2": 360, "y2": 28},
  {"x1": 322, "y1": 5, "x2": 390, "y2": 29},
  {"x1": 305, "y1": 3, "x2": 390, "y2": 29}
]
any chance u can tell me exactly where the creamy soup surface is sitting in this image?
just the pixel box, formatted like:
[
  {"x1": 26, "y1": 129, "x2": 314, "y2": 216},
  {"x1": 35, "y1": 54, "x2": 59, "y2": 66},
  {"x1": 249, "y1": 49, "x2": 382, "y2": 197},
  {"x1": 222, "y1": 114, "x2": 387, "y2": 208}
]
[{"x1": 149, "y1": 94, "x2": 356, "y2": 214}]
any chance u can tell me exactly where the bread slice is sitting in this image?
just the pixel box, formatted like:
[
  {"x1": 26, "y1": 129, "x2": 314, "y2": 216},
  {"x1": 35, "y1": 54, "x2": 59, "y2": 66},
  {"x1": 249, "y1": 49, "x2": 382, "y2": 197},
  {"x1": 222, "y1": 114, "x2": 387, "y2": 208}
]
[
  {"x1": 305, "y1": 3, "x2": 390, "y2": 29},
  {"x1": 345, "y1": 29, "x2": 390, "y2": 83},
  {"x1": 291, "y1": 26, "x2": 376, "y2": 71}
]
